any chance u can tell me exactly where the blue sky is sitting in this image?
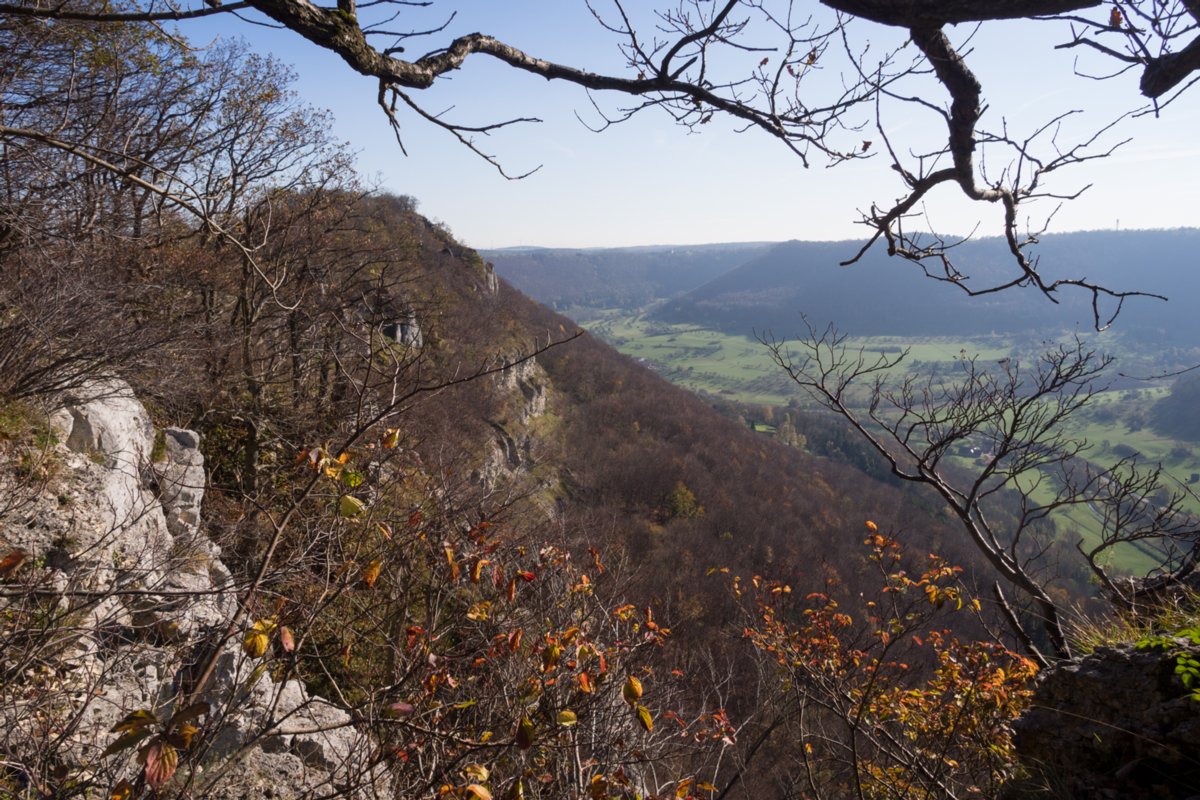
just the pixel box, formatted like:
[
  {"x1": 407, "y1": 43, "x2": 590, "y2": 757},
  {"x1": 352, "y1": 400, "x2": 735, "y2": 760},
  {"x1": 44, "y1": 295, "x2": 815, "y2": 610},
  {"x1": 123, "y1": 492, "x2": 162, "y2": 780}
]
[{"x1": 187, "y1": 2, "x2": 1200, "y2": 249}]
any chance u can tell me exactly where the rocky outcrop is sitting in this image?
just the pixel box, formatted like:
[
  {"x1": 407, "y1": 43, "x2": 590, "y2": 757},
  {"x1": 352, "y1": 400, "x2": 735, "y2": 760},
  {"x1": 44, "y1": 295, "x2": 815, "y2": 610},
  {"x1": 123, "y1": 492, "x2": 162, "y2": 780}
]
[
  {"x1": 472, "y1": 358, "x2": 550, "y2": 494},
  {"x1": 0, "y1": 380, "x2": 384, "y2": 798},
  {"x1": 495, "y1": 358, "x2": 547, "y2": 425},
  {"x1": 382, "y1": 312, "x2": 423, "y2": 348},
  {"x1": 1014, "y1": 641, "x2": 1200, "y2": 798}
]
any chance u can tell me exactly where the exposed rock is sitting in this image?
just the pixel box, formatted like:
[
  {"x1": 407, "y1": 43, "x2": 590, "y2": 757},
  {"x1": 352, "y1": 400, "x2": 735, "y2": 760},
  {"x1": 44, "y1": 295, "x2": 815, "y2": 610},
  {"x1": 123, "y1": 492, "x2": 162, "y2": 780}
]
[
  {"x1": 0, "y1": 379, "x2": 385, "y2": 798},
  {"x1": 1014, "y1": 641, "x2": 1200, "y2": 798},
  {"x1": 382, "y1": 312, "x2": 423, "y2": 348},
  {"x1": 495, "y1": 358, "x2": 547, "y2": 425},
  {"x1": 482, "y1": 260, "x2": 499, "y2": 295}
]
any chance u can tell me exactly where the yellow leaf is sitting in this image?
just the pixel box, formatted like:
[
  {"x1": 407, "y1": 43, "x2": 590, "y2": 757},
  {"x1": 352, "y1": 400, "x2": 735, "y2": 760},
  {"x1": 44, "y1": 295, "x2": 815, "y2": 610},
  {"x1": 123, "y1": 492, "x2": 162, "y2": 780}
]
[
  {"x1": 464, "y1": 764, "x2": 489, "y2": 782},
  {"x1": 636, "y1": 704, "x2": 653, "y2": 732},
  {"x1": 466, "y1": 601, "x2": 491, "y2": 621},
  {"x1": 556, "y1": 709, "x2": 578, "y2": 727},
  {"x1": 242, "y1": 629, "x2": 269, "y2": 659},
  {"x1": 110, "y1": 779, "x2": 134, "y2": 800},
  {"x1": 383, "y1": 428, "x2": 400, "y2": 449},
  {"x1": 622, "y1": 676, "x2": 643, "y2": 706},
  {"x1": 111, "y1": 709, "x2": 157, "y2": 733},
  {"x1": 168, "y1": 723, "x2": 199, "y2": 750},
  {"x1": 465, "y1": 785, "x2": 492, "y2": 800},
  {"x1": 339, "y1": 495, "x2": 366, "y2": 518}
]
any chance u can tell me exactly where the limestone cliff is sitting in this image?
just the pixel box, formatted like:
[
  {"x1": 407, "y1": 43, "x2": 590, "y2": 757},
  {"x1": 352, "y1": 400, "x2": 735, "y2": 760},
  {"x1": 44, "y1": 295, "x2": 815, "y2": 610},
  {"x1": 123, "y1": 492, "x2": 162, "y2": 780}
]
[{"x1": 0, "y1": 381, "x2": 383, "y2": 798}]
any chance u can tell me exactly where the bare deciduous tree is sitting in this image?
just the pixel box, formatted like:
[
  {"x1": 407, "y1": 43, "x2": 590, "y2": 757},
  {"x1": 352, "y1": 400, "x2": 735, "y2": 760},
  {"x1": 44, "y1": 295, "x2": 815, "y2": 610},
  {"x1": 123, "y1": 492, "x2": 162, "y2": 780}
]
[{"x1": 765, "y1": 322, "x2": 1200, "y2": 662}]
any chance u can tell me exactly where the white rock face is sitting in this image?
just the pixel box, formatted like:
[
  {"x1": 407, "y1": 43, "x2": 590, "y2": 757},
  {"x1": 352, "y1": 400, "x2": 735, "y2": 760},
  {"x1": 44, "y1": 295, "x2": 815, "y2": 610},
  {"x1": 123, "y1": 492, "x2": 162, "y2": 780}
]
[{"x1": 0, "y1": 379, "x2": 383, "y2": 798}]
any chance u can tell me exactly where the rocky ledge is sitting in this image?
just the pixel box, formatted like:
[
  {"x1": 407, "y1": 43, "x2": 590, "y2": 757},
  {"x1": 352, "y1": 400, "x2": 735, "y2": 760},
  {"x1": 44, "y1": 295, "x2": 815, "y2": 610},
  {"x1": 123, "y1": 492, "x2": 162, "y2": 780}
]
[{"x1": 0, "y1": 380, "x2": 384, "y2": 798}]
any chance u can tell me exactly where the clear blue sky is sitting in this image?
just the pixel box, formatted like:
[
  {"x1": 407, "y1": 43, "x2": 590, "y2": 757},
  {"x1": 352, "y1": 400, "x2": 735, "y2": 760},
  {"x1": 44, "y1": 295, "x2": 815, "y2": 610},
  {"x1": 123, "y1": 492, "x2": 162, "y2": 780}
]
[{"x1": 187, "y1": 2, "x2": 1200, "y2": 249}]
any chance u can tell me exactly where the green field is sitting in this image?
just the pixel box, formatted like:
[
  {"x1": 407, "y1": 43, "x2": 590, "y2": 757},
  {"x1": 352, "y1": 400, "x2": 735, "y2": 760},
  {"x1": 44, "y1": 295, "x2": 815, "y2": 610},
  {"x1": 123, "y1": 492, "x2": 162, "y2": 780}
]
[
  {"x1": 582, "y1": 311, "x2": 1025, "y2": 406},
  {"x1": 582, "y1": 311, "x2": 1197, "y2": 575}
]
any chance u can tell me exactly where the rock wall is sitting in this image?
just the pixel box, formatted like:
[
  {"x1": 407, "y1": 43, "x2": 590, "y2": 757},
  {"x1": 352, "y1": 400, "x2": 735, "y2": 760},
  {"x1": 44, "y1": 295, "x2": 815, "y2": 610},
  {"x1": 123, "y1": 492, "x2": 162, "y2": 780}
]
[
  {"x1": 1014, "y1": 641, "x2": 1200, "y2": 799},
  {"x1": 0, "y1": 381, "x2": 384, "y2": 798}
]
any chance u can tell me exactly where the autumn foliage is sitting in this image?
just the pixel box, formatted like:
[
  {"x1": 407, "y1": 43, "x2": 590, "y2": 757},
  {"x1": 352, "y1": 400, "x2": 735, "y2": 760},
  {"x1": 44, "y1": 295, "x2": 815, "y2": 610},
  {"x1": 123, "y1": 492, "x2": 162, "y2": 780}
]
[{"x1": 731, "y1": 522, "x2": 1039, "y2": 799}]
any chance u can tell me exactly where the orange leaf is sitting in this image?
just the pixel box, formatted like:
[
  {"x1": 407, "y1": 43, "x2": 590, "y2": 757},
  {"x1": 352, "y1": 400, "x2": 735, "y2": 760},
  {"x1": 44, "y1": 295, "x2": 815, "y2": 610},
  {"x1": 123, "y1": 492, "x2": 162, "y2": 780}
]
[{"x1": 362, "y1": 559, "x2": 383, "y2": 589}]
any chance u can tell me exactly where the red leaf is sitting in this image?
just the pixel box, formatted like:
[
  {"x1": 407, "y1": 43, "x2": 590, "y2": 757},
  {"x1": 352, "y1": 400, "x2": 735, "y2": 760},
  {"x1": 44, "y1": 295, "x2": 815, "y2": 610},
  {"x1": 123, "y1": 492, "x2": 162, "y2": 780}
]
[{"x1": 140, "y1": 741, "x2": 178, "y2": 789}]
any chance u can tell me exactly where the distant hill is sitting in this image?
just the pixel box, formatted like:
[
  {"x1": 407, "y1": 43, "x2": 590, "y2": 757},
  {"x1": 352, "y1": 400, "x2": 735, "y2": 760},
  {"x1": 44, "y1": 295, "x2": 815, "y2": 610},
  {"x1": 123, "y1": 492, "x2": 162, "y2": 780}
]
[
  {"x1": 484, "y1": 242, "x2": 773, "y2": 310},
  {"x1": 651, "y1": 229, "x2": 1200, "y2": 340}
]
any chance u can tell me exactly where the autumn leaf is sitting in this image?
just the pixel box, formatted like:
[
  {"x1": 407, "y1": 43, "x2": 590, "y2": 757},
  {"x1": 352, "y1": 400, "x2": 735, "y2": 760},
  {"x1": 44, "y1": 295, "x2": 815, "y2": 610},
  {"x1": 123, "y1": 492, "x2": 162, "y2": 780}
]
[
  {"x1": 382, "y1": 428, "x2": 400, "y2": 449},
  {"x1": 636, "y1": 704, "x2": 654, "y2": 732},
  {"x1": 338, "y1": 495, "x2": 366, "y2": 518},
  {"x1": 515, "y1": 717, "x2": 536, "y2": 749},
  {"x1": 622, "y1": 676, "x2": 643, "y2": 706},
  {"x1": 140, "y1": 740, "x2": 178, "y2": 789},
  {"x1": 542, "y1": 643, "x2": 562, "y2": 671},
  {"x1": 0, "y1": 549, "x2": 27, "y2": 578},
  {"x1": 556, "y1": 709, "x2": 578, "y2": 727},
  {"x1": 170, "y1": 702, "x2": 209, "y2": 727},
  {"x1": 464, "y1": 764, "x2": 490, "y2": 782},
  {"x1": 465, "y1": 784, "x2": 493, "y2": 800},
  {"x1": 165, "y1": 723, "x2": 198, "y2": 750},
  {"x1": 109, "y1": 779, "x2": 134, "y2": 800},
  {"x1": 1109, "y1": 6, "x2": 1122, "y2": 27},
  {"x1": 467, "y1": 601, "x2": 492, "y2": 621},
  {"x1": 111, "y1": 709, "x2": 157, "y2": 733},
  {"x1": 279, "y1": 626, "x2": 296, "y2": 653},
  {"x1": 102, "y1": 728, "x2": 154, "y2": 758},
  {"x1": 362, "y1": 559, "x2": 383, "y2": 589},
  {"x1": 865, "y1": 520, "x2": 878, "y2": 532},
  {"x1": 578, "y1": 672, "x2": 593, "y2": 694},
  {"x1": 386, "y1": 701, "x2": 416, "y2": 717},
  {"x1": 242, "y1": 619, "x2": 275, "y2": 659}
]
